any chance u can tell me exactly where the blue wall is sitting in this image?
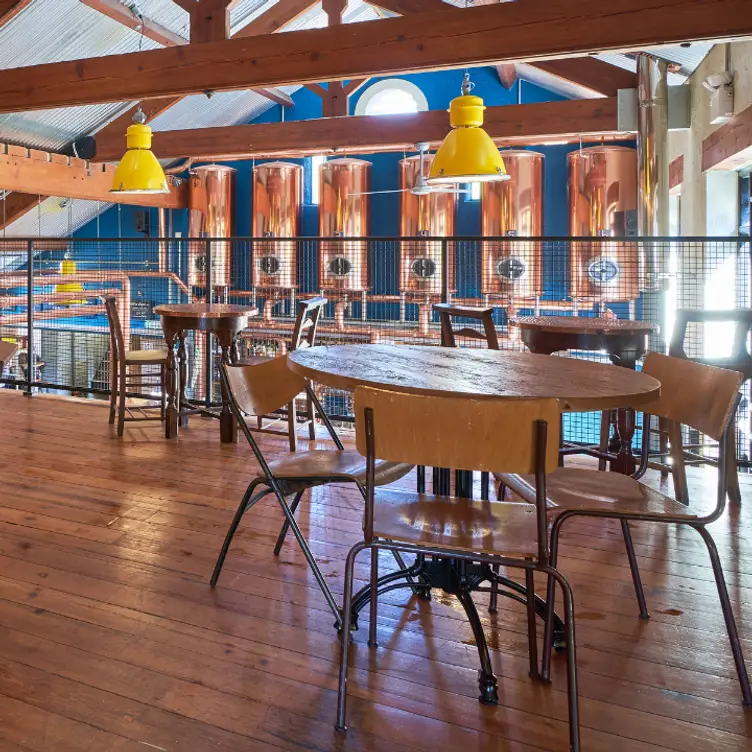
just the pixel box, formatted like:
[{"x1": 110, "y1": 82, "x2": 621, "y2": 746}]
[{"x1": 77, "y1": 66, "x2": 630, "y2": 242}]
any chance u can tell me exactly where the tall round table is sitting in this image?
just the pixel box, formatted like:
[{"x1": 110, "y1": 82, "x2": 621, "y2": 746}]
[
  {"x1": 288, "y1": 344, "x2": 660, "y2": 702},
  {"x1": 154, "y1": 303, "x2": 259, "y2": 442},
  {"x1": 512, "y1": 316, "x2": 659, "y2": 473}
]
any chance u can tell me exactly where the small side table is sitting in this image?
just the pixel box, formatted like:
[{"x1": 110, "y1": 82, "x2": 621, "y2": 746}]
[
  {"x1": 154, "y1": 303, "x2": 259, "y2": 443},
  {"x1": 513, "y1": 316, "x2": 658, "y2": 474}
]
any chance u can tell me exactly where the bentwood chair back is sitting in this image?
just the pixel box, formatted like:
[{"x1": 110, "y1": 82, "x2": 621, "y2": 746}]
[
  {"x1": 244, "y1": 296, "x2": 328, "y2": 450},
  {"x1": 105, "y1": 296, "x2": 167, "y2": 437},
  {"x1": 496, "y1": 352, "x2": 751, "y2": 707},
  {"x1": 432, "y1": 303, "x2": 500, "y2": 350},
  {"x1": 664, "y1": 311, "x2": 752, "y2": 503},
  {"x1": 211, "y1": 357, "x2": 413, "y2": 628},
  {"x1": 336, "y1": 388, "x2": 580, "y2": 751}
]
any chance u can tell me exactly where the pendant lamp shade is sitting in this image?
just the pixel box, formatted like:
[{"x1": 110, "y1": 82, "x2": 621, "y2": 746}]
[
  {"x1": 428, "y1": 75, "x2": 509, "y2": 185},
  {"x1": 110, "y1": 110, "x2": 169, "y2": 195}
]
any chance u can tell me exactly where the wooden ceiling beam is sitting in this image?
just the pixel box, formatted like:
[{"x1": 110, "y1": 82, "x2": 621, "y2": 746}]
[
  {"x1": 368, "y1": 0, "x2": 451, "y2": 14},
  {"x1": 80, "y1": 0, "x2": 186, "y2": 46},
  {"x1": 529, "y1": 58, "x2": 637, "y2": 97},
  {"x1": 0, "y1": 0, "x2": 32, "y2": 27},
  {"x1": 496, "y1": 64, "x2": 518, "y2": 90},
  {"x1": 2, "y1": 0, "x2": 748, "y2": 113},
  {"x1": 0, "y1": 192, "x2": 41, "y2": 231},
  {"x1": 0, "y1": 144, "x2": 187, "y2": 208},
  {"x1": 79, "y1": 0, "x2": 293, "y2": 108},
  {"x1": 96, "y1": 98, "x2": 623, "y2": 161}
]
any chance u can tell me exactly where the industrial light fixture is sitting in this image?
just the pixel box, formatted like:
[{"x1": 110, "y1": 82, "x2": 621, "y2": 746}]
[
  {"x1": 427, "y1": 72, "x2": 509, "y2": 185},
  {"x1": 110, "y1": 108, "x2": 169, "y2": 195}
]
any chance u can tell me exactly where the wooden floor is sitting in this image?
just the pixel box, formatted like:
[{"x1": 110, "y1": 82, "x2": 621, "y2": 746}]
[{"x1": 0, "y1": 390, "x2": 751, "y2": 751}]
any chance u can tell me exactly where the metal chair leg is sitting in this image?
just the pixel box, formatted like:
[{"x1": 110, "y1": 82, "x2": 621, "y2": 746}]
[
  {"x1": 550, "y1": 567, "x2": 581, "y2": 752},
  {"x1": 694, "y1": 525, "x2": 752, "y2": 705},
  {"x1": 287, "y1": 399, "x2": 298, "y2": 452},
  {"x1": 273, "y1": 489, "x2": 305, "y2": 556},
  {"x1": 336, "y1": 541, "x2": 367, "y2": 732},
  {"x1": 488, "y1": 564, "x2": 499, "y2": 613},
  {"x1": 598, "y1": 410, "x2": 610, "y2": 471},
  {"x1": 307, "y1": 391, "x2": 316, "y2": 440},
  {"x1": 456, "y1": 589, "x2": 498, "y2": 704},
  {"x1": 526, "y1": 567, "x2": 539, "y2": 680},
  {"x1": 368, "y1": 548, "x2": 379, "y2": 647},
  {"x1": 480, "y1": 471, "x2": 490, "y2": 500},
  {"x1": 160, "y1": 363, "x2": 167, "y2": 421},
  {"x1": 210, "y1": 479, "x2": 267, "y2": 587},
  {"x1": 117, "y1": 365, "x2": 127, "y2": 437},
  {"x1": 621, "y1": 519, "x2": 649, "y2": 619},
  {"x1": 726, "y1": 425, "x2": 742, "y2": 505},
  {"x1": 542, "y1": 514, "x2": 565, "y2": 682},
  {"x1": 109, "y1": 360, "x2": 117, "y2": 424}
]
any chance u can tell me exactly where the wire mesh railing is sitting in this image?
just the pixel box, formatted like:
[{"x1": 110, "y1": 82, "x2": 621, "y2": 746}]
[{"x1": 0, "y1": 236, "x2": 750, "y2": 463}]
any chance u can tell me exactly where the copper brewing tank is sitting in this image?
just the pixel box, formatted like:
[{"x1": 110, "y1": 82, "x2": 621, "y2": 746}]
[
  {"x1": 481, "y1": 150, "x2": 544, "y2": 298},
  {"x1": 252, "y1": 161, "x2": 302, "y2": 289},
  {"x1": 319, "y1": 158, "x2": 370, "y2": 292},
  {"x1": 188, "y1": 165, "x2": 235, "y2": 288},
  {"x1": 568, "y1": 146, "x2": 639, "y2": 300},
  {"x1": 399, "y1": 154, "x2": 456, "y2": 295}
]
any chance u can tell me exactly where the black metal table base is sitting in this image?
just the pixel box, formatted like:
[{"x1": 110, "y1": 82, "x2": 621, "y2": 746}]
[{"x1": 348, "y1": 554, "x2": 566, "y2": 704}]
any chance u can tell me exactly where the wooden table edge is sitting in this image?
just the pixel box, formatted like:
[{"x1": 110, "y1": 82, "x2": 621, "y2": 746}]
[{"x1": 288, "y1": 352, "x2": 660, "y2": 413}]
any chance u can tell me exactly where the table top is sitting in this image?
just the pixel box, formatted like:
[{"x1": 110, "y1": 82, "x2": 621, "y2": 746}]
[
  {"x1": 288, "y1": 344, "x2": 660, "y2": 412},
  {"x1": 153, "y1": 303, "x2": 259, "y2": 320},
  {"x1": 512, "y1": 316, "x2": 658, "y2": 336}
]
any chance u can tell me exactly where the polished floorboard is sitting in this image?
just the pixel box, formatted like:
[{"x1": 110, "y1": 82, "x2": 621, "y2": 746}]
[{"x1": 0, "y1": 389, "x2": 751, "y2": 751}]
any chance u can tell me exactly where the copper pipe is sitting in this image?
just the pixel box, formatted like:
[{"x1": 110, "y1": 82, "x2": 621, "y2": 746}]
[
  {"x1": 334, "y1": 301, "x2": 347, "y2": 330},
  {"x1": 418, "y1": 303, "x2": 431, "y2": 336},
  {"x1": 1, "y1": 304, "x2": 106, "y2": 325},
  {"x1": 0, "y1": 271, "x2": 132, "y2": 344},
  {"x1": 0, "y1": 289, "x2": 122, "y2": 305}
]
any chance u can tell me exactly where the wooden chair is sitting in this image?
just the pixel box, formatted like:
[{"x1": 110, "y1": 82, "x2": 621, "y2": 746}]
[
  {"x1": 336, "y1": 388, "x2": 580, "y2": 751},
  {"x1": 0, "y1": 340, "x2": 18, "y2": 377},
  {"x1": 243, "y1": 296, "x2": 327, "y2": 451},
  {"x1": 210, "y1": 356, "x2": 413, "y2": 628},
  {"x1": 496, "y1": 352, "x2": 752, "y2": 705},
  {"x1": 105, "y1": 296, "x2": 168, "y2": 437},
  {"x1": 659, "y1": 308, "x2": 752, "y2": 503},
  {"x1": 432, "y1": 303, "x2": 500, "y2": 350}
]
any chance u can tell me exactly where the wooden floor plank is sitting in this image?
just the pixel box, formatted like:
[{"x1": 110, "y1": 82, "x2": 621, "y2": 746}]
[{"x1": 1, "y1": 390, "x2": 751, "y2": 751}]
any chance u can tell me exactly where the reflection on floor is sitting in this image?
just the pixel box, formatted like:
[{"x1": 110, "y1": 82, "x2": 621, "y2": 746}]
[{"x1": 0, "y1": 390, "x2": 750, "y2": 751}]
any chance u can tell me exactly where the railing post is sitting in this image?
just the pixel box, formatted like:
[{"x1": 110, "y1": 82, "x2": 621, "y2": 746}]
[
  {"x1": 441, "y1": 238, "x2": 449, "y2": 304},
  {"x1": 204, "y1": 237, "x2": 213, "y2": 408},
  {"x1": 25, "y1": 239, "x2": 34, "y2": 396}
]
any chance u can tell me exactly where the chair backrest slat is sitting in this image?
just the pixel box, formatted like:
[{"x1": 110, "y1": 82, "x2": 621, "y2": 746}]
[
  {"x1": 291, "y1": 297, "x2": 327, "y2": 351},
  {"x1": 354, "y1": 387, "x2": 559, "y2": 474},
  {"x1": 432, "y1": 303, "x2": 500, "y2": 350},
  {"x1": 0, "y1": 340, "x2": 18, "y2": 374},
  {"x1": 224, "y1": 355, "x2": 307, "y2": 418},
  {"x1": 104, "y1": 296, "x2": 126, "y2": 366},
  {"x1": 642, "y1": 352, "x2": 743, "y2": 440}
]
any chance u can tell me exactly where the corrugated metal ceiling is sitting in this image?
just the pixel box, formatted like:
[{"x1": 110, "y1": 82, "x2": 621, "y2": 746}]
[{"x1": 0, "y1": 0, "x2": 715, "y2": 236}]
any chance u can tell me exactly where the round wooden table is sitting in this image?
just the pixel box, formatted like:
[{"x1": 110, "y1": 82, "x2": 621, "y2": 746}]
[
  {"x1": 154, "y1": 303, "x2": 259, "y2": 442},
  {"x1": 512, "y1": 316, "x2": 659, "y2": 473},
  {"x1": 512, "y1": 316, "x2": 658, "y2": 368},
  {"x1": 289, "y1": 343, "x2": 660, "y2": 704},
  {"x1": 288, "y1": 344, "x2": 660, "y2": 412}
]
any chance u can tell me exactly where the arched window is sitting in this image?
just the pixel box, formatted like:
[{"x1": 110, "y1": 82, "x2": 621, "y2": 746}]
[{"x1": 355, "y1": 79, "x2": 429, "y2": 117}]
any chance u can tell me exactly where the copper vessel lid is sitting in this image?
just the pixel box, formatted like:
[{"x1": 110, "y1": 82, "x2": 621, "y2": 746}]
[
  {"x1": 254, "y1": 161, "x2": 302, "y2": 171},
  {"x1": 190, "y1": 164, "x2": 237, "y2": 175},
  {"x1": 568, "y1": 145, "x2": 636, "y2": 159}
]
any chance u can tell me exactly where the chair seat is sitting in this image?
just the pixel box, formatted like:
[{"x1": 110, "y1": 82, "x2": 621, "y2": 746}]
[
  {"x1": 124, "y1": 348, "x2": 168, "y2": 365},
  {"x1": 267, "y1": 450, "x2": 413, "y2": 487},
  {"x1": 495, "y1": 467, "x2": 698, "y2": 520},
  {"x1": 371, "y1": 489, "x2": 539, "y2": 557}
]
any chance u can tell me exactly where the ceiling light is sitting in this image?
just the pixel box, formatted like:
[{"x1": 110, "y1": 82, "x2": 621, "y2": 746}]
[
  {"x1": 110, "y1": 108, "x2": 169, "y2": 195},
  {"x1": 428, "y1": 73, "x2": 509, "y2": 185}
]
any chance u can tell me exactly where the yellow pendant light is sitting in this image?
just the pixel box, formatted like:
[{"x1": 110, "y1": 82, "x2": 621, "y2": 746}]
[
  {"x1": 427, "y1": 73, "x2": 509, "y2": 185},
  {"x1": 110, "y1": 108, "x2": 169, "y2": 195}
]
